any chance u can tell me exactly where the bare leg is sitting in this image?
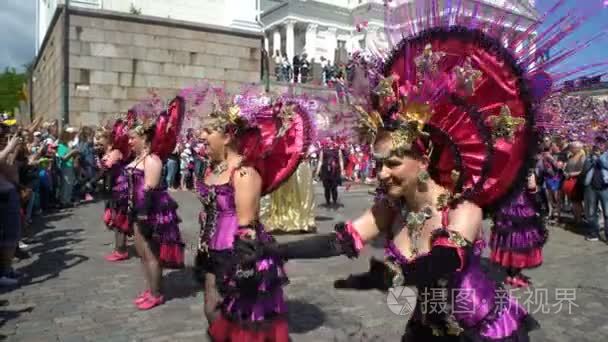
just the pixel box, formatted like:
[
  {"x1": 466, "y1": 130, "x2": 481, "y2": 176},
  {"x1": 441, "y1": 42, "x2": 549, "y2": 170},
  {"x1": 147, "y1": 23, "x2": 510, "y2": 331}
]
[
  {"x1": 204, "y1": 273, "x2": 222, "y2": 324},
  {"x1": 140, "y1": 236, "x2": 162, "y2": 297},
  {"x1": 133, "y1": 226, "x2": 150, "y2": 292},
  {"x1": 114, "y1": 231, "x2": 127, "y2": 253},
  {"x1": 554, "y1": 190, "x2": 562, "y2": 222},
  {"x1": 572, "y1": 201, "x2": 583, "y2": 225}
]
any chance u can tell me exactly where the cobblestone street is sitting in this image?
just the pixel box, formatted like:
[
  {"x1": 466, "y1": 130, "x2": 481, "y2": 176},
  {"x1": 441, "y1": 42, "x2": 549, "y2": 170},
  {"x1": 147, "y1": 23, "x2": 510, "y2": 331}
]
[{"x1": 2, "y1": 185, "x2": 608, "y2": 341}]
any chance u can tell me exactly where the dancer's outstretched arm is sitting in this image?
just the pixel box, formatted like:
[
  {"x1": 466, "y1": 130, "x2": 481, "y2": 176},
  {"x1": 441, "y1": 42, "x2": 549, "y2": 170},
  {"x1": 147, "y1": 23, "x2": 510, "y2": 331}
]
[
  {"x1": 336, "y1": 201, "x2": 482, "y2": 291},
  {"x1": 235, "y1": 199, "x2": 398, "y2": 262}
]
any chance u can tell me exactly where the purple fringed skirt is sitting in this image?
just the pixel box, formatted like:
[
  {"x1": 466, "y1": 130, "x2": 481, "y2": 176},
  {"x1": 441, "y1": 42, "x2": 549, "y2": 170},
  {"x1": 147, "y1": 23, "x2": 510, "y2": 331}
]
[
  {"x1": 103, "y1": 172, "x2": 131, "y2": 235},
  {"x1": 215, "y1": 225, "x2": 289, "y2": 330},
  {"x1": 143, "y1": 192, "x2": 185, "y2": 269},
  {"x1": 490, "y1": 191, "x2": 547, "y2": 269}
]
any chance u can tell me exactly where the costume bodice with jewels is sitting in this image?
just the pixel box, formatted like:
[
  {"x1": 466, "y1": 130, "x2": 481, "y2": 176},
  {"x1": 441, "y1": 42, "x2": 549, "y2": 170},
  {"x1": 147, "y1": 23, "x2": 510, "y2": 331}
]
[
  {"x1": 104, "y1": 160, "x2": 127, "y2": 201},
  {"x1": 197, "y1": 181, "x2": 239, "y2": 251},
  {"x1": 386, "y1": 228, "x2": 534, "y2": 339},
  {"x1": 125, "y1": 167, "x2": 179, "y2": 215}
]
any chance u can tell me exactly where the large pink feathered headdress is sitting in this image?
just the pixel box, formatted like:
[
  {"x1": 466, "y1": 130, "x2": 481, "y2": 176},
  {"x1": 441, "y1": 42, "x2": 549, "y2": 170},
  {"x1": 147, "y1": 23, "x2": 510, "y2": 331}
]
[
  {"x1": 238, "y1": 98, "x2": 314, "y2": 195},
  {"x1": 128, "y1": 96, "x2": 186, "y2": 161}
]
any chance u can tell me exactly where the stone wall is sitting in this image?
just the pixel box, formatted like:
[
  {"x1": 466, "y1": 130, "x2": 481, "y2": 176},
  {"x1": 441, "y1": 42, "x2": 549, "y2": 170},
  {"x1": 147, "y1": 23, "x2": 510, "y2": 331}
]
[
  {"x1": 69, "y1": 8, "x2": 262, "y2": 125},
  {"x1": 32, "y1": 9, "x2": 65, "y2": 124},
  {"x1": 34, "y1": 6, "x2": 263, "y2": 126}
]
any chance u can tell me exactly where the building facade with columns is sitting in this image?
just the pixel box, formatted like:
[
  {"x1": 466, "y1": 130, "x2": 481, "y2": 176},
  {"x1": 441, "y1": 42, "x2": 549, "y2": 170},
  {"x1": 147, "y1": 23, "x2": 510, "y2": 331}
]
[{"x1": 261, "y1": 0, "x2": 538, "y2": 65}]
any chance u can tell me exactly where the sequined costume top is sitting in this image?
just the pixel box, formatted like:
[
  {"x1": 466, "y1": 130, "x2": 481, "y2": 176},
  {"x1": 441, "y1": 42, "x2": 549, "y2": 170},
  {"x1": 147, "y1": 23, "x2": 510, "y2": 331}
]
[
  {"x1": 195, "y1": 167, "x2": 288, "y2": 325},
  {"x1": 384, "y1": 219, "x2": 538, "y2": 341}
]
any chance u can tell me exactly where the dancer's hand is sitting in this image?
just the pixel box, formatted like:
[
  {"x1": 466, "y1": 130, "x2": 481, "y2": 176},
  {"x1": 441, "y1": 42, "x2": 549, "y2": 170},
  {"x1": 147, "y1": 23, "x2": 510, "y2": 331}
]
[
  {"x1": 234, "y1": 237, "x2": 267, "y2": 265},
  {"x1": 333, "y1": 257, "x2": 394, "y2": 292}
]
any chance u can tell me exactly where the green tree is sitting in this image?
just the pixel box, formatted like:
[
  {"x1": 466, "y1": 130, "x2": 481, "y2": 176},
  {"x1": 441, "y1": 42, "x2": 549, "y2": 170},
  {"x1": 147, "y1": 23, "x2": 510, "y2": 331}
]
[{"x1": 0, "y1": 67, "x2": 26, "y2": 114}]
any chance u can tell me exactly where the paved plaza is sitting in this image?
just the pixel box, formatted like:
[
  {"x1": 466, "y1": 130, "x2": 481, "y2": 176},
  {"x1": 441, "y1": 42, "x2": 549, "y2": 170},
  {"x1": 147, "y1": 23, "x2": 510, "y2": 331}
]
[{"x1": 2, "y1": 185, "x2": 608, "y2": 341}]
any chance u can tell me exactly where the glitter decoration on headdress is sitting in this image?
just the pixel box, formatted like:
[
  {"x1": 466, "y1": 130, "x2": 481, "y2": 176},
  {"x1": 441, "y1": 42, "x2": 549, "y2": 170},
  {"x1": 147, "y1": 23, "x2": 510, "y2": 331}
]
[
  {"x1": 207, "y1": 96, "x2": 247, "y2": 133},
  {"x1": 453, "y1": 57, "x2": 483, "y2": 96},
  {"x1": 414, "y1": 44, "x2": 446, "y2": 80},
  {"x1": 488, "y1": 105, "x2": 527, "y2": 140},
  {"x1": 353, "y1": 105, "x2": 384, "y2": 143}
]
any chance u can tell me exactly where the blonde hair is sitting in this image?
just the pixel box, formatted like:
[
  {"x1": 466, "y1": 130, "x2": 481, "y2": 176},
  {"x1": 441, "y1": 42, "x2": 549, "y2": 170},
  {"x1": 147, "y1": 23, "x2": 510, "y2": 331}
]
[{"x1": 94, "y1": 127, "x2": 112, "y2": 144}]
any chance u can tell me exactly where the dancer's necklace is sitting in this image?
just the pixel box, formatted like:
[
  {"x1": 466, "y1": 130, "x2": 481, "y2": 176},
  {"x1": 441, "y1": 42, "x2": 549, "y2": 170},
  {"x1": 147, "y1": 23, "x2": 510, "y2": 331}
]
[
  {"x1": 405, "y1": 206, "x2": 433, "y2": 256},
  {"x1": 134, "y1": 149, "x2": 149, "y2": 166},
  {"x1": 212, "y1": 161, "x2": 228, "y2": 176}
]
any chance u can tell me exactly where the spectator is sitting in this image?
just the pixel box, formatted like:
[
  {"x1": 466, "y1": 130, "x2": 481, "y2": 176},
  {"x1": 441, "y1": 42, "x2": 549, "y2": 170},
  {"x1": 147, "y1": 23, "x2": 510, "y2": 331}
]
[
  {"x1": 274, "y1": 50, "x2": 283, "y2": 81},
  {"x1": 56, "y1": 129, "x2": 79, "y2": 207},
  {"x1": 562, "y1": 141, "x2": 586, "y2": 226},
  {"x1": 0, "y1": 132, "x2": 22, "y2": 286},
  {"x1": 582, "y1": 136, "x2": 608, "y2": 241},
  {"x1": 539, "y1": 145, "x2": 563, "y2": 221},
  {"x1": 282, "y1": 54, "x2": 291, "y2": 82},
  {"x1": 300, "y1": 53, "x2": 310, "y2": 83},
  {"x1": 76, "y1": 127, "x2": 96, "y2": 202},
  {"x1": 165, "y1": 145, "x2": 179, "y2": 191},
  {"x1": 292, "y1": 54, "x2": 301, "y2": 83},
  {"x1": 180, "y1": 143, "x2": 193, "y2": 191}
]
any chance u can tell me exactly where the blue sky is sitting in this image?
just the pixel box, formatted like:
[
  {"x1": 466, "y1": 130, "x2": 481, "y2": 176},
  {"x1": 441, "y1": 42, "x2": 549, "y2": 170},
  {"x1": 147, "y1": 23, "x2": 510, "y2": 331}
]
[
  {"x1": 0, "y1": 0, "x2": 606, "y2": 77},
  {"x1": 536, "y1": 0, "x2": 608, "y2": 79}
]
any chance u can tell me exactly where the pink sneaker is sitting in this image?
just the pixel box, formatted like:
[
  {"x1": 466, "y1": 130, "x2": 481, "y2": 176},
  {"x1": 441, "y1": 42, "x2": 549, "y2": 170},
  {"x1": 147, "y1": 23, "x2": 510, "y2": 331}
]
[
  {"x1": 84, "y1": 194, "x2": 94, "y2": 202},
  {"x1": 104, "y1": 251, "x2": 129, "y2": 262},
  {"x1": 133, "y1": 289, "x2": 151, "y2": 305},
  {"x1": 136, "y1": 294, "x2": 164, "y2": 310}
]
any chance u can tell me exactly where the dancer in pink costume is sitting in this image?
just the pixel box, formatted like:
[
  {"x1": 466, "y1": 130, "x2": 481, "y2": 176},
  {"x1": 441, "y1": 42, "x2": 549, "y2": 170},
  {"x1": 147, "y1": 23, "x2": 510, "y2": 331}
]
[
  {"x1": 193, "y1": 89, "x2": 314, "y2": 341},
  {"x1": 233, "y1": 1, "x2": 606, "y2": 340},
  {"x1": 126, "y1": 96, "x2": 186, "y2": 310},
  {"x1": 96, "y1": 116, "x2": 132, "y2": 262}
]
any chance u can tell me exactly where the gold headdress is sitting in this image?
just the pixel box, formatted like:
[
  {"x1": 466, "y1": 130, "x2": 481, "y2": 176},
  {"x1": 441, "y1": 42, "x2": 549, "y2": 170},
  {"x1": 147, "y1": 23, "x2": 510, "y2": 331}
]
[
  {"x1": 130, "y1": 115, "x2": 155, "y2": 136},
  {"x1": 414, "y1": 44, "x2": 446, "y2": 80},
  {"x1": 353, "y1": 97, "x2": 433, "y2": 153},
  {"x1": 207, "y1": 97, "x2": 245, "y2": 132},
  {"x1": 388, "y1": 98, "x2": 433, "y2": 152},
  {"x1": 276, "y1": 104, "x2": 296, "y2": 137},
  {"x1": 488, "y1": 105, "x2": 526, "y2": 140},
  {"x1": 454, "y1": 57, "x2": 482, "y2": 96},
  {"x1": 354, "y1": 105, "x2": 384, "y2": 143}
]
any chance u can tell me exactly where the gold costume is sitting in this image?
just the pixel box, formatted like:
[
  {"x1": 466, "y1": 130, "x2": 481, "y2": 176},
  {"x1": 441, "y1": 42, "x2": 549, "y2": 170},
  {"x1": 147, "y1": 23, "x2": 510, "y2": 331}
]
[{"x1": 260, "y1": 162, "x2": 316, "y2": 233}]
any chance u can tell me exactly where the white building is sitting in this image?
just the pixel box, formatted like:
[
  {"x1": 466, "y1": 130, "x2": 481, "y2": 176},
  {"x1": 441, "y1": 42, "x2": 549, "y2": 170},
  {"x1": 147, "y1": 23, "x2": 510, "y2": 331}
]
[
  {"x1": 261, "y1": 0, "x2": 538, "y2": 64},
  {"x1": 35, "y1": 0, "x2": 262, "y2": 54}
]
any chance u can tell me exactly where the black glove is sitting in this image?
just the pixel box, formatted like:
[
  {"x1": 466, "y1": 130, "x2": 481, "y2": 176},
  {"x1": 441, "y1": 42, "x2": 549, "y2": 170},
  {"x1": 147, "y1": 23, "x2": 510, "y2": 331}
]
[
  {"x1": 234, "y1": 222, "x2": 360, "y2": 262},
  {"x1": 333, "y1": 257, "x2": 396, "y2": 292},
  {"x1": 233, "y1": 237, "x2": 272, "y2": 265},
  {"x1": 234, "y1": 233, "x2": 350, "y2": 262}
]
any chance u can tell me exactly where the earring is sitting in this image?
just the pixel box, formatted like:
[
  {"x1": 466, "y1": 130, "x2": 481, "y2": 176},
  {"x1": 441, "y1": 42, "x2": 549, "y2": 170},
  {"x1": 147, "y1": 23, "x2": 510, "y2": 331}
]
[{"x1": 417, "y1": 170, "x2": 430, "y2": 184}]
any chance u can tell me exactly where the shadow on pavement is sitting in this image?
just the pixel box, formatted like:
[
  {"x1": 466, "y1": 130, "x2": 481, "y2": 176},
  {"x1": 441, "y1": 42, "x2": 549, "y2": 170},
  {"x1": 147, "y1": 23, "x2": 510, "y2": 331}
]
[
  {"x1": 11, "y1": 212, "x2": 89, "y2": 288},
  {"x1": 0, "y1": 301, "x2": 34, "y2": 339},
  {"x1": 287, "y1": 299, "x2": 326, "y2": 334},
  {"x1": 163, "y1": 268, "x2": 201, "y2": 301}
]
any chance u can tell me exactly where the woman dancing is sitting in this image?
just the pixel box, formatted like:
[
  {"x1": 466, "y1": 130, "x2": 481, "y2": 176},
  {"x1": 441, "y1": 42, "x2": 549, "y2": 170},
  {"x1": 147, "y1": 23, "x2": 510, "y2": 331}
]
[
  {"x1": 95, "y1": 119, "x2": 131, "y2": 262},
  {"x1": 231, "y1": 13, "x2": 571, "y2": 339},
  {"x1": 126, "y1": 97, "x2": 186, "y2": 310},
  {"x1": 194, "y1": 94, "x2": 312, "y2": 341},
  {"x1": 490, "y1": 171, "x2": 548, "y2": 288}
]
